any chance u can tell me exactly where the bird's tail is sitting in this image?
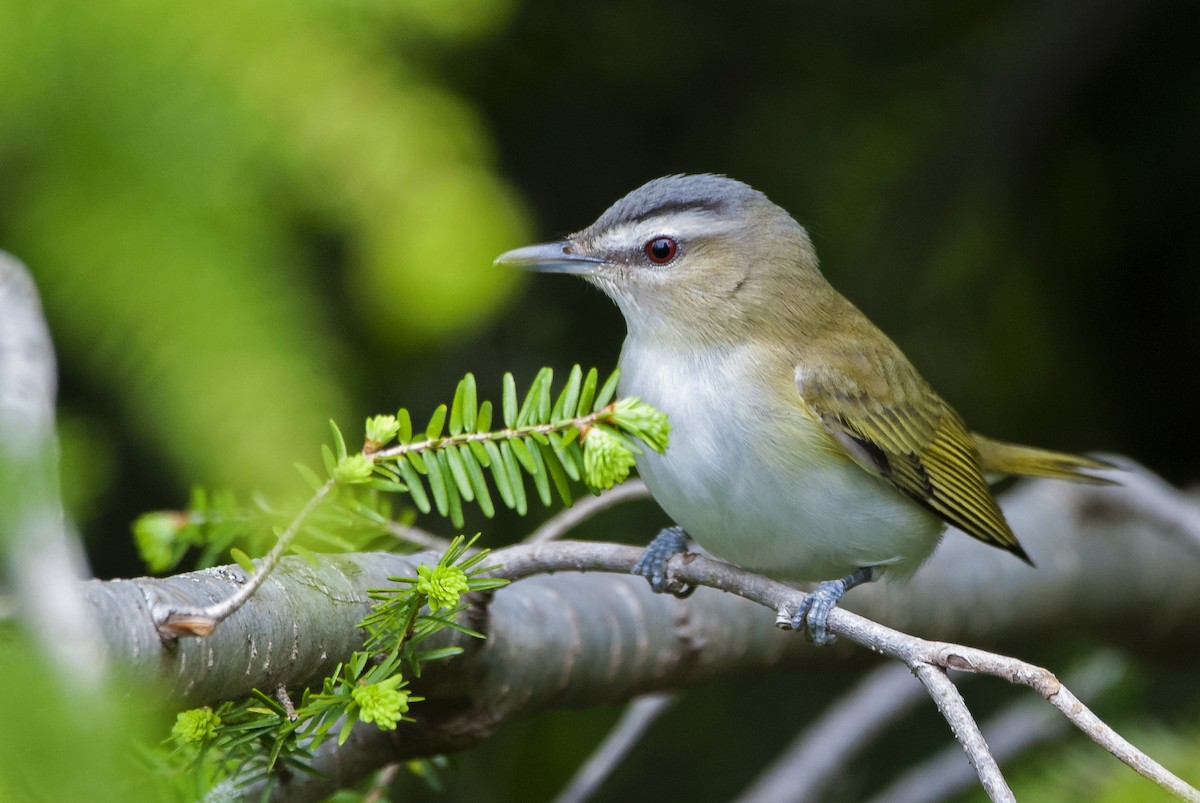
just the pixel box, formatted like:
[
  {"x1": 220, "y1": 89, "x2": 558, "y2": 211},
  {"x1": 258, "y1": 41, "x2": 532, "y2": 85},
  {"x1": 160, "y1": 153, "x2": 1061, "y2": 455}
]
[{"x1": 971, "y1": 433, "x2": 1118, "y2": 485}]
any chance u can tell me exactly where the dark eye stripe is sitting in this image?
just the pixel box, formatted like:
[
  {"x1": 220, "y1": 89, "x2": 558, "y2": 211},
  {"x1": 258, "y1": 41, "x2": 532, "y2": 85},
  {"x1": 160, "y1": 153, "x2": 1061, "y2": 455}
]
[{"x1": 629, "y1": 199, "x2": 726, "y2": 226}]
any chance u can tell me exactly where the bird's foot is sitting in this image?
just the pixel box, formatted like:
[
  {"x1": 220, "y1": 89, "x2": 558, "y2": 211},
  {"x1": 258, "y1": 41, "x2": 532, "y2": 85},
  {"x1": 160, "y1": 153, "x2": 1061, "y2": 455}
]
[
  {"x1": 787, "y1": 567, "x2": 876, "y2": 646},
  {"x1": 632, "y1": 525, "x2": 696, "y2": 598}
]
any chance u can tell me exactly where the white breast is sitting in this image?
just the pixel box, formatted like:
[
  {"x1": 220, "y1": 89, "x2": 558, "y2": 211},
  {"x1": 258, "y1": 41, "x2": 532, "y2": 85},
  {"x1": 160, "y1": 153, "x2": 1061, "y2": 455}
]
[{"x1": 618, "y1": 339, "x2": 944, "y2": 581}]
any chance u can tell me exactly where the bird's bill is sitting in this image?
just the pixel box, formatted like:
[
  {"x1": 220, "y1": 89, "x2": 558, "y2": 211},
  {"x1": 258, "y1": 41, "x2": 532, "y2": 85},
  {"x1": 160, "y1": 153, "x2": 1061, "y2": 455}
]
[{"x1": 493, "y1": 241, "x2": 605, "y2": 275}]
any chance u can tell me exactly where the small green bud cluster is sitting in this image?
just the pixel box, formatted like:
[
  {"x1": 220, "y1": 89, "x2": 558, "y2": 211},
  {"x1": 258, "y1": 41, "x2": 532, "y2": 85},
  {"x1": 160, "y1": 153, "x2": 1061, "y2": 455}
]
[
  {"x1": 583, "y1": 397, "x2": 670, "y2": 489},
  {"x1": 611, "y1": 398, "x2": 670, "y2": 453},
  {"x1": 352, "y1": 676, "x2": 411, "y2": 730},
  {"x1": 583, "y1": 426, "x2": 637, "y2": 490},
  {"x1": 415, "y1": 563, "x2": 470, "y2": 611},
  {"x1": 172, "y1": 707, "x2": 221, "y2": 744},
  {"x1": 333, "y1": 453, "x2": 375, "y2": 484},
  {"x1": 365, "y1": 414, "x2": 401, "y2": 449}
]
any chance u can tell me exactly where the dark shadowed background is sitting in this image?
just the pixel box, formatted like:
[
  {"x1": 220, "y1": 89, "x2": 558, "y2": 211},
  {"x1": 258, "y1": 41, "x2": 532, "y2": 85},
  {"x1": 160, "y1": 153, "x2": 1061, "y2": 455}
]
[{"x1": 1, "y1": 0, "x2": 1196, "y2": 799}]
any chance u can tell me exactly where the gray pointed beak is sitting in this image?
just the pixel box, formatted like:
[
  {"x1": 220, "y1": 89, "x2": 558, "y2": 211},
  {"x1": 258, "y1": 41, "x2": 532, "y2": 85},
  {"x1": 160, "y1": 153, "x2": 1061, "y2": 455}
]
[{"x1": 494, "y1": 241, "x2": 606, "y2": 275}]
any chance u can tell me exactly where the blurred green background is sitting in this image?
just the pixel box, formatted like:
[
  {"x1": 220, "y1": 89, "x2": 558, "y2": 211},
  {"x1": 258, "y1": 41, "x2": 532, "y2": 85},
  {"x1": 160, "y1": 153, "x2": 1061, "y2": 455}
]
[{"x1": 1, "y1": 0, "x2": 1197, "y2": 800}]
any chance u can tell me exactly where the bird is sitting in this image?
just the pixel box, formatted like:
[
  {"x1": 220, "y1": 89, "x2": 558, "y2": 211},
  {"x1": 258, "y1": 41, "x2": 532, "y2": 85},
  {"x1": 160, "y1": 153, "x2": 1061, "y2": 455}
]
[{"x1": 495, "y1": 174, "x2": 1113, "y2": 644}]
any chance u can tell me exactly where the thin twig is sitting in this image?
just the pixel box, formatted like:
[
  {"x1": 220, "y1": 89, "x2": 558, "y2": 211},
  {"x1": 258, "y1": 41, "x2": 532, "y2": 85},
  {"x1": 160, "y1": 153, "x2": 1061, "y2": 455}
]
[
  {"x1": 525, "y1": 479, "x2": 653, "y2": 543},
  {"x1": 371, "y1": 407, "x2": 617, "y2": 462},
  {"x1": 913, "y1": 663, "x2": 1014, "y2": 802},
  {"x1": 553, "y1": 692, "x2": 677, "y2": 803},
  {"x1": 155, "y1": 480, "x2": 335, "y2": 638},
  {"x1": 912, "y1": 641, "x2": 1195, "y2": 797},
  {"x1": 869, "y1": 651, "x2": 1127, "y2": 803},
  {"x1": 487, "y1": 541, "x2": 1200, "y2": 802},
  {"x1": 735, "y1": 663, "x2": 927, "y2": 803}
]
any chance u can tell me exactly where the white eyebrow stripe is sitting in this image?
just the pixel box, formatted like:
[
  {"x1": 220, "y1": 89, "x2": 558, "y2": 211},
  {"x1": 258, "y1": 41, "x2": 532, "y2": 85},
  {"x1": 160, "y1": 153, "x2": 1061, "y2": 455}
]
[{"x1": 593, "y1": 211, "x2": 736, "y2": 251}]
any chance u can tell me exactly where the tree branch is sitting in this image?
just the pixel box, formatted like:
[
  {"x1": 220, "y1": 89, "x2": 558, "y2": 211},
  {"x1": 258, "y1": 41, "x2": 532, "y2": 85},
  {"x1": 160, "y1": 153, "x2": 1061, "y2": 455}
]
[
  {"x1": 912, "y1": 663, "x2": 1014, "y2": 802},
  {"x1": 0, "y1": 251, "x2": 105, "y2": 683},
  {"x1": 869, "y1": 651, "x2": 1127, "y2": 803},
  {"x1": 72, "y1": 466, "x2": 1200, "y2": 801}
]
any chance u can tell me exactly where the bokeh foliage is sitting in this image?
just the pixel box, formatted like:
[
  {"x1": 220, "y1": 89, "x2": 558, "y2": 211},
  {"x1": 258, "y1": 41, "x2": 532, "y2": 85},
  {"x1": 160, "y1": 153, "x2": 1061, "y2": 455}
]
[{"x1": 0, "y1": 0, "x2": 530, "y2": 514}]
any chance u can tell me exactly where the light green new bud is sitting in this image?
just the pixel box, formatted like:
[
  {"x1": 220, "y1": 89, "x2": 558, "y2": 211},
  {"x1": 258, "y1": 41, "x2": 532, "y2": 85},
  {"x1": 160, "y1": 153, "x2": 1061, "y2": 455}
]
[
  {"x1": 583, "y1": 425, "x2": 637, "y2": 490},
  {"x1": 611, "y1": 398, "x2": 671, "y2": 453},
  {"x1": 333, "y1": 453, "x2": 375, "y2": 483},
  {"x1": 352, "y1": 675, "x2": 410, "y2": 730},
  {"x1": 416, "y1": 563, "x2": 470, "y2": 612},
  {"x1": 365, "y1": 414, "x2": 401, "y2": 447},
  {"x1": 172, "y1": 706, "x2": 221, "y2": 744}
]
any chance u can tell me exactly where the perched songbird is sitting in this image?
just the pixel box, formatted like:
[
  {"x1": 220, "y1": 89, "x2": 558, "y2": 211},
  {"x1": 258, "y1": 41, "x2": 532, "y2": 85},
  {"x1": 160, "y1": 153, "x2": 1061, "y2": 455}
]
[{"x1": 496, "y1": 174, "x2": 1112, "y2": 643}]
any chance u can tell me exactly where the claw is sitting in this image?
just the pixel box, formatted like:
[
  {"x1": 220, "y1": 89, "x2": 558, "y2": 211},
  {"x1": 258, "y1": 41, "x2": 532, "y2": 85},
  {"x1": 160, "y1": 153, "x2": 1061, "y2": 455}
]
[
  {"x1": 632, "y1": 526, "x2": 695, "y2": 597},
  {"x1": 788, "y1": 567, "x2": 875, "y2": 645}
]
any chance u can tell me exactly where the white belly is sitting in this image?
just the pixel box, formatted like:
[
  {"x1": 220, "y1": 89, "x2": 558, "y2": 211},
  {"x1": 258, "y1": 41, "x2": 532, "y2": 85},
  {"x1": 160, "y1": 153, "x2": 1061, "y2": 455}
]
[{"x1": 620, "y1": 340, "x2": 944, "y2": 581}]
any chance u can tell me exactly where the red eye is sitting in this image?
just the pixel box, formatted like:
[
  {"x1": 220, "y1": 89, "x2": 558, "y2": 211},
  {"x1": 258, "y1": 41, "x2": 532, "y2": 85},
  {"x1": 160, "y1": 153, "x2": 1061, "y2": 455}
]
[{"x1": 644, "y1": 236, "x2": 678, "y2": 264}]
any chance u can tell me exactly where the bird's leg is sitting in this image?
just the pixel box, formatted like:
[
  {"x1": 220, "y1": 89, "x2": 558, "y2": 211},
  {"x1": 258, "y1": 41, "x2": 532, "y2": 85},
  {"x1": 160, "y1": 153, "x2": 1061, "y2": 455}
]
[
  {"x1": 789, "y1": 566, "x2": 876, "y2": 646},
  {"x1": 632, "y1": 525, "x2": 696, "y2": 598}
]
